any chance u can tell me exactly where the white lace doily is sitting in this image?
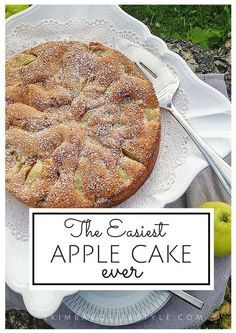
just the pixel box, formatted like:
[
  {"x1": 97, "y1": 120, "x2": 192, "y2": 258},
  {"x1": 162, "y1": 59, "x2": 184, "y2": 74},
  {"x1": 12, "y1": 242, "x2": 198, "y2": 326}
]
[
  {"x1": 6, "y1": 18, "x2": 188, "y2": 241},
  {"x1": 5, "y1": 7, "x2": 231, "y2": 322}
]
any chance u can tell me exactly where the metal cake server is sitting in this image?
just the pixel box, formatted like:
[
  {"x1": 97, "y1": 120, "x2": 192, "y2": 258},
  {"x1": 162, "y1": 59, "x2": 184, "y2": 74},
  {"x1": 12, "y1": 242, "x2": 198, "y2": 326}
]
[
  {"x1": 171, "y1": 290, "x2": 204, "y2": 309},
  {"x1": 115, "y1": 39, "x2": 231, "y2": 196},
  {"x1": 114, "y1": 38, "x2": 228, "y2": 310}
]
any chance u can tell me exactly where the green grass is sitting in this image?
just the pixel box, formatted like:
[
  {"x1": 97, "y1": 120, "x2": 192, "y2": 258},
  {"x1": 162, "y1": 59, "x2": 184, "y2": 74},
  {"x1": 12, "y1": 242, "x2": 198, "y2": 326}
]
[
  {"x1": 121, "y1": 5, "x2": 231, "y2": 50},
  {"x1": 6, "y1": 5, "x2": 231, "y2": 50}
]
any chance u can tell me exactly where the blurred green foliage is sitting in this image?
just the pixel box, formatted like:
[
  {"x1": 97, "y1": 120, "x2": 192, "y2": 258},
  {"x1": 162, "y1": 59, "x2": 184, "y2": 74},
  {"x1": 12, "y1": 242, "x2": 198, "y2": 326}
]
[
  {"x1": 5, "y1": 3, "x2": 231, "y2": 329},
  {"x1": 201, "y1": 278, "x2": 231, "y2": 329},
  {"x1": 6, "y1": 5, "x2": 231, "y2": 50},
  {"x1": 121, "y1": 5, "x2": 231, "y2": 50}
]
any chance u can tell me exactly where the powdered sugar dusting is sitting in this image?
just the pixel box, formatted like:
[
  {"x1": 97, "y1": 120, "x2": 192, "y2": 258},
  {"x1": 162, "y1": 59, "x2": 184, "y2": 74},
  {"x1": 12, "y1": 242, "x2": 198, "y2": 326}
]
[{"x1": 6, "y1": 41, "x2": 161, "y2": 208}]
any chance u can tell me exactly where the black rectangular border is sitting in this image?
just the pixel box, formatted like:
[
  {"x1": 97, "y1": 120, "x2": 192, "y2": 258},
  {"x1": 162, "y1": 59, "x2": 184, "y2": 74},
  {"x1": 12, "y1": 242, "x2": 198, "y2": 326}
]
[{"x1": 32, "y1": 212, "x2": 211, "y2": 286}]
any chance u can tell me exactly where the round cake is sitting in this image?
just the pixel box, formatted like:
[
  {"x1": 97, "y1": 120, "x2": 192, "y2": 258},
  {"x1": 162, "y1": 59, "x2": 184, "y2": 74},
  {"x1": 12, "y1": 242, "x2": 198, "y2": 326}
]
[{"x1": 6, "y1": 41, "x2": 161, "y2": 208}]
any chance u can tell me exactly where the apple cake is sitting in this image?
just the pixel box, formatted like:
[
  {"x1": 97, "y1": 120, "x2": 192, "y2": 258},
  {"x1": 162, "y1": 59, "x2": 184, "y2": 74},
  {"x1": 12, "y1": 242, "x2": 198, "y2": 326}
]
[{"x1": 6, "y1": 41, "x2": 161, "y2": 208}]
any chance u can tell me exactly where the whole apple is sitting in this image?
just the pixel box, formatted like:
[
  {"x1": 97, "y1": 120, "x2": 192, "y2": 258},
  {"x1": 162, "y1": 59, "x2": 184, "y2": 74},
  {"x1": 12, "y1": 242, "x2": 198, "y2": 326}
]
[
  {"x1": 5, "y1": 5, "x2": 30, "y2": 19},
  {"x1": 200, "y1": 201, "x2": 231, "y2": 256}
]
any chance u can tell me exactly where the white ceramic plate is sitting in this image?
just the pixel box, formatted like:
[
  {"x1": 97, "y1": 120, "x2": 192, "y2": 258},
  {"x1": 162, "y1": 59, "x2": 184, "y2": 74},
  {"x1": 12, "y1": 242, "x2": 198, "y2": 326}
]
[{"x1": 6, "y1": 4, "x2": 231, "y2": 321}]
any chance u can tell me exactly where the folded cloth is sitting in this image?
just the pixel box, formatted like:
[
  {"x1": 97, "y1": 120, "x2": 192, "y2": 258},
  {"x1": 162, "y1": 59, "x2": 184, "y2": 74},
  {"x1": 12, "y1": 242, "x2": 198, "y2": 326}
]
[{"x1": 6, "y1": 74, "x2": 231, "y2": 329}]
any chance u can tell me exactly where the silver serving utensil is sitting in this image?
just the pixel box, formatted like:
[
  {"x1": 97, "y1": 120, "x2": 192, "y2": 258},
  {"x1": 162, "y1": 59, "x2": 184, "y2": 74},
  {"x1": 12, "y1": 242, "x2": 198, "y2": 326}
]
[
  {"x1": 115, "y1": 39, "x2": 231, "y2": 196},
  {"x1": 170, "y1": 290, "x2": 204, "y2": 309},
  {"x1": 113, "y1": 39, "x2": 205, "y2": 309}
]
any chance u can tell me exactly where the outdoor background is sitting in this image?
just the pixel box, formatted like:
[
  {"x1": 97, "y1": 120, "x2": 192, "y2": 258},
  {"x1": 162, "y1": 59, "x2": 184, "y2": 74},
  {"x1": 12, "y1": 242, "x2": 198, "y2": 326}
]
[
  {"x1": 6, "y1": 4, "x2": 231, "y2": 50},
  {"x1": 5, "y1": 4, "x2": 231, "y2": 330}
]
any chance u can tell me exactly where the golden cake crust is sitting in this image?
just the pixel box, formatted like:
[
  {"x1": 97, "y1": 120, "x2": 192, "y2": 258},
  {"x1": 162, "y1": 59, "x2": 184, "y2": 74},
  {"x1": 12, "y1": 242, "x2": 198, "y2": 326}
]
[{"x1": 6, "y1": 41, "x2": 161, "y2": 208}]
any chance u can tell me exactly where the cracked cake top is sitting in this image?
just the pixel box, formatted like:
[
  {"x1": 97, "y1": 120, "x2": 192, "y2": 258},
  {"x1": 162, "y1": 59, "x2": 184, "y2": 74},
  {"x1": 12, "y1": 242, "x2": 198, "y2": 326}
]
[{"x1": 6, "y1": 41, "x2": 161, "y2": 208}]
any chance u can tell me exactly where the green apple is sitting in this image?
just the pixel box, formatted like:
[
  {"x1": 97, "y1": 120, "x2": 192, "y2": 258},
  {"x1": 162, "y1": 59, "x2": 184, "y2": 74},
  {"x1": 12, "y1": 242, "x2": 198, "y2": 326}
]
[
  {"x1": 5, "y1": 5, "x2": 30, "y2": 19},
  {"x1": 200, "y1": 201, "x2": 231, "y2": 257},
  {"x1": 6, "y1": 12, "x2": 12, "y2": 19},
  {"x1": 6, "y1": 5, "x2": 30, "y2": 14}
]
